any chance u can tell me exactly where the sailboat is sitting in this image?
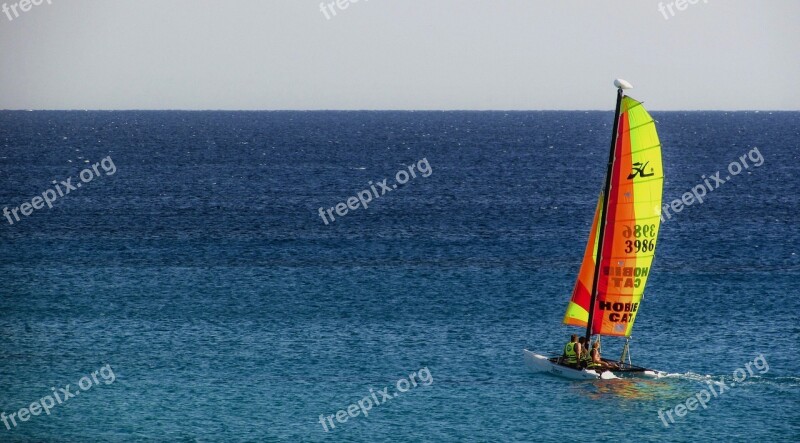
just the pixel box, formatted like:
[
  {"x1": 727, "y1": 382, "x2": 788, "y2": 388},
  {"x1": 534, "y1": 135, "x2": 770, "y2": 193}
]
[{"x1": 524, "y1": 79, "x2": 666, "y2": 380}]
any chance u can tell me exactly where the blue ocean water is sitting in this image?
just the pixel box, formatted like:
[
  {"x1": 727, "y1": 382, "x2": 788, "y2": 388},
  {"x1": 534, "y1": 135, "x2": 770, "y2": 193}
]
[{"x1": 0, "y1": 111, "x2": 798, "y2": 442}]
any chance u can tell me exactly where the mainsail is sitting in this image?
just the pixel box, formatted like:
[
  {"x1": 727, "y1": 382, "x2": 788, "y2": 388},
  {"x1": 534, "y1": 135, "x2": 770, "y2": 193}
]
[{"x1": 563, "y1": 96, "x2": 663, "y2": 337}]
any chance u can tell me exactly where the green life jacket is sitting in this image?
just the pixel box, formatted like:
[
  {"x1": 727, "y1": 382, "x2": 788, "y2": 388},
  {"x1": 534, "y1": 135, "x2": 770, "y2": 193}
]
[
  {"x1": 563, "y1": 342, "x2": 577, "y2": 364},
  {"x1": 580, "y1": 346, "x2": 591, "y2": 362},
  {"x1": 586, "y1": 349, "x2": 602, "y2": 368}
]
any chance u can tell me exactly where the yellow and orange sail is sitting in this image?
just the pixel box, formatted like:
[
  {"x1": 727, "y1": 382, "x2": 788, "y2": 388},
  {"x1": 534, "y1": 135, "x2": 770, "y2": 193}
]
[{"x1": 563, "y1": 96, "x2": 663, "y2": 337}]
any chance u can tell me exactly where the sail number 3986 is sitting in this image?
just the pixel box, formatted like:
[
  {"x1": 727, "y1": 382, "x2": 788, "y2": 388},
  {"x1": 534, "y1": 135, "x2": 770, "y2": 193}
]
[{"x1": 622, "y1": 224, "x2": 656, "y2": 253}]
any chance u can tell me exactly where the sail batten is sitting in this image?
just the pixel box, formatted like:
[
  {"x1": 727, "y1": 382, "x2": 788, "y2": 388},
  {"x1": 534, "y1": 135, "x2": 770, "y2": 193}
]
[{"x1": 563, "y1": 95, "x2": 663, "y2": 337}]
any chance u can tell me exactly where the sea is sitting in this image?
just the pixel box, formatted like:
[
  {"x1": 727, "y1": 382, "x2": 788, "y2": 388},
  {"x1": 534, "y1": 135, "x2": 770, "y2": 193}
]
[{"x1": 0, "y1": 110, "x2": 798, "y2": 442}]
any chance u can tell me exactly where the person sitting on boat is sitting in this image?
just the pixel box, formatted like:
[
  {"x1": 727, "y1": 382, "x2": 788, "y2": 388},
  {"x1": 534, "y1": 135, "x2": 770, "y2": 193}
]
[
  {"x1": 562, "y1": 334, "x2": 579, "y2": 367},
  {"x1": 575, "y1": 337, "x2": 587, "y2": 367},
  {"x1": 586, "y1": 342, "x2": 604, "y2": 370},
  {"x1": 588, "y1": 342, "x2": 619, "y2": 370},
  {"x1": 578, "y1": 337, "x2": 592, "y2": 368}
]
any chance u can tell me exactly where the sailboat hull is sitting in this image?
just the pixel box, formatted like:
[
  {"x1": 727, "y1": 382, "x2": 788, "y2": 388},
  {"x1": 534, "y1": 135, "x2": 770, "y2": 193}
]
[
  {"x1": 523, "y1": 349, "x2": 617, "y2": 380},
  {"x1": 524, "y1": 349, "x2": 665, "y2": 380}
]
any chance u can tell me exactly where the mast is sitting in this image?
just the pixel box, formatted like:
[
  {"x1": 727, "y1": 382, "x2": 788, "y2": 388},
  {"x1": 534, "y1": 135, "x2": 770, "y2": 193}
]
[{"x1": 584, "y1": 84, "x2": 626, "y2": 343}]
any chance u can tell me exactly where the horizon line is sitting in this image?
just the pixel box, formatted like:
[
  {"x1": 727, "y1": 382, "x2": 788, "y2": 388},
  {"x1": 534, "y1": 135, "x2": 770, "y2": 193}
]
[{"x1": 1, "y1": 108, "x2": 798, "y2": 112}]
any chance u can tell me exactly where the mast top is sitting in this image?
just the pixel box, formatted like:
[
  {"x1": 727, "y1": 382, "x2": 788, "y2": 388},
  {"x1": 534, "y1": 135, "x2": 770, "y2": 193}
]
[{"x1": 614, "y1": 78, "x2": 633, "y2": 90}]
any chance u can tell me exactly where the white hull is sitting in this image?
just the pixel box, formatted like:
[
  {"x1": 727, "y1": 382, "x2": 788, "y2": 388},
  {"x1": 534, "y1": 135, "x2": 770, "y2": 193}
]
[
  {"x1": 523, "y1": 349, "x2": 617, "y2": 380},
  {"x1": 524, "y1": 349, "x2": 666, "y2": 380}
]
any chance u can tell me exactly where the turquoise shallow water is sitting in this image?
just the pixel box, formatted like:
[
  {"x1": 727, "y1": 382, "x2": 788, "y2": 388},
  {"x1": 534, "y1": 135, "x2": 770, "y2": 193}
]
[{"x1": 0, "y1": 111, "x2": 798, "y2": 441}]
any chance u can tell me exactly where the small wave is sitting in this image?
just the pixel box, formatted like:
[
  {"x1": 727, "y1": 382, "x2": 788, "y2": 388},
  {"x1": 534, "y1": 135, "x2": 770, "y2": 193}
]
[
  {"x1": 662, "y1": 371, "x2": 713, "y2": 381},
  {"x1": 658, "y1": 371, "x2": 798, "y2": 388}
]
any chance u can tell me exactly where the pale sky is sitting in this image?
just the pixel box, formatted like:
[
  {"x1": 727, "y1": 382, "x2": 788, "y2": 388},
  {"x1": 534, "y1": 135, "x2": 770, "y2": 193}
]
[{"x1": 0, "y1": 0, "x2": 798, "y2": 110}]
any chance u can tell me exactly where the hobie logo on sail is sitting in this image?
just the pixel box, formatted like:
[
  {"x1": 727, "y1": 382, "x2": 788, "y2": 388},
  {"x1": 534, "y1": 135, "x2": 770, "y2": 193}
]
[
  {"x1": 627, "y1": 161, "x2": 655, "y2": 179},
  {"x1": 602, "y1": 266, "x2": 649, "y2": 288},
  {"x1": 598, "y1": 300, "x2": 639, "y2": 322}
]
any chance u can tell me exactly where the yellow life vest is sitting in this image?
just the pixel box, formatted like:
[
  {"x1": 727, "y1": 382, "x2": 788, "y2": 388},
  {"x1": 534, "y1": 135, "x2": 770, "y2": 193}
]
[
  {"x1": 563, "y1": 342, "x2": 577, "y2": 364},
  {"x1": 580, "y1": 345, "x2": 591, "y2": 362},
  {"x1": 587, "y1": 349, "x2": 602, "y2": 368}
]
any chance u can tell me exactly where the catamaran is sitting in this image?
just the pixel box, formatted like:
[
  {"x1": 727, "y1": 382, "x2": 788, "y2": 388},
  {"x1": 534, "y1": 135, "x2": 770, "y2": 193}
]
[{"x1": 524, "y1": 79, "x2": 666, "y2": 380}]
